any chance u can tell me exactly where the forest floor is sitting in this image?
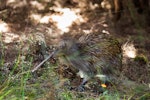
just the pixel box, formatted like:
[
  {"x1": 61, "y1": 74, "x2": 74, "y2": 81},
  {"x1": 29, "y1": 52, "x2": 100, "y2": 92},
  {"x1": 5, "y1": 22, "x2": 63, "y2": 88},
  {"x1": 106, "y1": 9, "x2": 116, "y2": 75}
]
[{"x1": 0, "y1": 1, "x2": 150, "y2": 100}]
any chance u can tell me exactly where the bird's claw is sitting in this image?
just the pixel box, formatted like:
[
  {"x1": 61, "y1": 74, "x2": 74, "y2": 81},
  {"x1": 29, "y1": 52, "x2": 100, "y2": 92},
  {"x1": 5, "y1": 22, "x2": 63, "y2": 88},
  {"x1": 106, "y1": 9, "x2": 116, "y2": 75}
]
[{"x1": 75, "y1": 85, "x2": 85, "y2": 92}]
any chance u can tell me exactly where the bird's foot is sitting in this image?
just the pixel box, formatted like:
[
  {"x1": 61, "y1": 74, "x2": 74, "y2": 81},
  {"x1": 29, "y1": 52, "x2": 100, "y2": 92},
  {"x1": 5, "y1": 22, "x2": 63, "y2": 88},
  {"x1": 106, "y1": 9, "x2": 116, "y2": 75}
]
[{"x1": 75, "y1": 85, "x2": 85, "y2": 92}]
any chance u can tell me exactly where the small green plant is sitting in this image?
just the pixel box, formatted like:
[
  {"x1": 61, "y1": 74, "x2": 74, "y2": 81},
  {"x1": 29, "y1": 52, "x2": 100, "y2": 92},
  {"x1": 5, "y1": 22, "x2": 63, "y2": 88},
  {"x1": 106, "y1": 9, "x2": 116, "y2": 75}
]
[
  {"x1": 134, "y1": 54, "x2": 148, "y2": 64},
  {"x1": 61, "y1": 91, "x2": 73, "y2": 100},
  {"x1": 0, "y1": 33, "x2": 4, "y2": 67}
]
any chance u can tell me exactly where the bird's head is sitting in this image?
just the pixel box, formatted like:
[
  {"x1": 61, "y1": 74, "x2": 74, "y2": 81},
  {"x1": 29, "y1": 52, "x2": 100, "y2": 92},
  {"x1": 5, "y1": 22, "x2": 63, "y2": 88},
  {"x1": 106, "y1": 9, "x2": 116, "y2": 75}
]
[{"x1": 55, "y1": 39, "x2": 79, "y2": 57}]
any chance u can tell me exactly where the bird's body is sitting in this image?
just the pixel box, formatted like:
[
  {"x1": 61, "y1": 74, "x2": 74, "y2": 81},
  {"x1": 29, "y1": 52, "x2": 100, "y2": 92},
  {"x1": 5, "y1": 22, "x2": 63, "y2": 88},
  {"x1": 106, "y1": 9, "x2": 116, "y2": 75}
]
[{"x1": 56, "y1": 33, "x2": 122, "y2": 90}]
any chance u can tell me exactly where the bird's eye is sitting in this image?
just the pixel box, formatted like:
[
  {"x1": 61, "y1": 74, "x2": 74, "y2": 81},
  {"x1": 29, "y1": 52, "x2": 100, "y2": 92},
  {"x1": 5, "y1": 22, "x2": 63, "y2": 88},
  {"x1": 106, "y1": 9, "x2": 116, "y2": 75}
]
[{"x1": 59, "y1": 41, "x2": 67, "y2": 49}]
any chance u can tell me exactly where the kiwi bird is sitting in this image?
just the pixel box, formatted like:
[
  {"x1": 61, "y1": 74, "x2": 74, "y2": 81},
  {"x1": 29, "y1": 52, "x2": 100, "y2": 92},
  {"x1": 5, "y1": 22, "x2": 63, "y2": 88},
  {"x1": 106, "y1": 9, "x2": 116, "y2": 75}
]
[{"x1": 56, "y1": 33, "x2": 122, "y2": 91}]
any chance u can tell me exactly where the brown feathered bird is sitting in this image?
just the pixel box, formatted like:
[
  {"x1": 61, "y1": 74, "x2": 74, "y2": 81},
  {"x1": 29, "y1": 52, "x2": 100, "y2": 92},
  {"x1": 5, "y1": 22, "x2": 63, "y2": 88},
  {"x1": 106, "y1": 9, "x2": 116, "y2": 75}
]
[{"x1": 56, "y1": 33, "x2": 122, "y2": 91}]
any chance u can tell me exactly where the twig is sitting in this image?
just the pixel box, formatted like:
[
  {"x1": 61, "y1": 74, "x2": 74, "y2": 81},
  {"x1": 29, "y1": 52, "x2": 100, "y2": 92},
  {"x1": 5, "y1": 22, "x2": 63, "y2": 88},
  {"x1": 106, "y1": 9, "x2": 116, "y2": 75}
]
[{"x1": 31, "y1": 50, "x2": 57, "y2": 72}]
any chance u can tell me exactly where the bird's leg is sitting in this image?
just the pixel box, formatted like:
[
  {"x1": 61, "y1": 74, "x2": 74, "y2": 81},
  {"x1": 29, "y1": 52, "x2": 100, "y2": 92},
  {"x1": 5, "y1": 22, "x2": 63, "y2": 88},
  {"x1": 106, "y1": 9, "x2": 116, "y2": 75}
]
[{"x1": 76, "y1": 78, "x2": 88, "y2": 92}]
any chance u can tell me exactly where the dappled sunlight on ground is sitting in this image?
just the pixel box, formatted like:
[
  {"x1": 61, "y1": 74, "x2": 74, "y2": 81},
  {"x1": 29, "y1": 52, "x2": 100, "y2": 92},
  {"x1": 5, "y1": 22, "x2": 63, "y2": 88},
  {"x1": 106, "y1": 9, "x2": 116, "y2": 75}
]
[
  {"x1": 40, "y1": 15, "x2": 51, "y2": 24},
  {"x1": 0, "y1": 20, "x2": 10, "y2": 33},
  {"x1": 50, "y1": 8, "x2": 85, "y2": 33},
  {"x1": 7, "y1": 0, "x2": 16, "y2": 4},
  {"x1": 30, "y1": 14, "x2": 51, "y2": 24},
  {"x1": 102, "y1": 29, "x2": 110, "y2": 34},
  {"x1": 30, "y1": 0, "x2": 45, "y2": 10},
  {"x1": 2, "y1": 32, "x2": 19, "y2": 43},
  {"x1": 30, "y1": 13, "x2": 42, "y2": 24},
  {"x1": 6, "y1": 0, "x2": 27, "y2": 8},
  {"x1": 29, "y1": 6, "x2": 86, "y2": 34}
]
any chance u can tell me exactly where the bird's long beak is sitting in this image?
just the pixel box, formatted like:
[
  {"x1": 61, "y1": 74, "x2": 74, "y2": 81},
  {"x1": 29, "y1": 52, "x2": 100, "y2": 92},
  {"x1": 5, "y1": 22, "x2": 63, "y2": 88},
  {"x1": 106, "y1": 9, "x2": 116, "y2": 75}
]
[
  {"x1": 31, "y1": 49, "x2": 59, "y2": 72},
  {"x1": 52, "y1": 48, "x2": 60, "y2": 57}
]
